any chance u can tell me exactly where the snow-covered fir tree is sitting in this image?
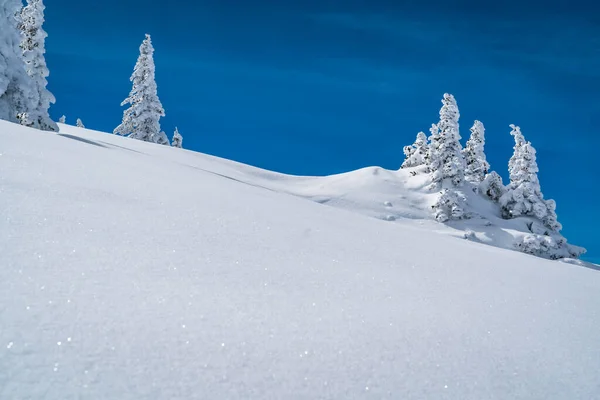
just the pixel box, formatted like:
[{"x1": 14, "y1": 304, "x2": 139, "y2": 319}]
[
  {"x1": 58, "y1": 115, "x2": 65, "y2": 123},
  {"x1": 0, "y1": 0, "x2": 37, "y2": 124},
  {"x1": 19, "y1": 0, "x2": 57, "y2": 132},
  {"x1": 114, "y1": 34, "x2": 165, "y2": 144},
  {"x1": 463, "y1": 120, "x2": 489, "y2": 183},
  {"x1": 171, "y1": 127, "x2": 183, "y2": 148},
  {"x1": 76, "y1": 118, "x2": 84, "y2": 128},
  {"x1": 401, "y1": 131, "x2": 427, "y2": 169},
  {"x1": 499, "y1": 125, "x2": 559, "y2": 230},
  {"x1": 428, "y1": 93, "x2": 465, "y2": 187}
]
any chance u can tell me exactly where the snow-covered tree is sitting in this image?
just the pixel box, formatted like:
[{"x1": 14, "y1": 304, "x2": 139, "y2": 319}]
[
  {"x1": 499, "y1": 125, "x2": 560, "y2": 230},
  {"x1": 58, "y1": 115, "x2": 65, "y2": 123},
  {"x1": 478, "y1": 171, "x2": 506, "y2": 202},
  {"x1": 19, "y1": 0, "x2": 57, "y2": 132},
  {"x1": 428, "y1": 93, "x2": 465, "y2": 187},
  {"x1": 463, "y1": 120, "x2": 489, "y2": 183},
  {"x1": 152, "y1": 131, "x2": 169, "y2": 146},
  {"x1": 401, "y1": 131, "x2": 427, "y2": 169},
  {"x1": 171, "y1": 127, "x2": 183, "y2": 148},
  {"x1": 114, "y1": 34, "x2": 165, "y2": 144},
  {"x1": 76, "y1": 118, "x2": 84, "y2": 128},
  {"x1": 0, "y1": 0, "x2": 37, "y2": 124}
]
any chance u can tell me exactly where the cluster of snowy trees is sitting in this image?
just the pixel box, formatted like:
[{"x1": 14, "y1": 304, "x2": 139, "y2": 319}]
[
  {"x1": 401, "y1": 94, "x2": 584, "y2": 260},
  {"x1": 1, "y1": 2, "x2": 184, "y2": 148}
]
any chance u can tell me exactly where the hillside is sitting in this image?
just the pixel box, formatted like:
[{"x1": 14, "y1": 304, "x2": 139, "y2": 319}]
[{"x1": 1, "y1": 120, "x2": 600, "y2": 399}]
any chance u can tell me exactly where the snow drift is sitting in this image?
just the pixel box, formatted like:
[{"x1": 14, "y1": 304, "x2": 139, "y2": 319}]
[{"x1": 1, "y1": 120, "x2": 599, "y2": 399}]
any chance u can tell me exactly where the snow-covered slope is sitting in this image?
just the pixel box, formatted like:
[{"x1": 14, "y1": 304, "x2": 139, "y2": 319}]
[{"x1": 1, "y1": 120, "x2": 600, "y2": 399}]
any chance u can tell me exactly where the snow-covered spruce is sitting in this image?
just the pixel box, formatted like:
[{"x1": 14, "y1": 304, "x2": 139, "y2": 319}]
[
  {"x1": 428, "y1": 94, "x2": 467, "y2": 221},
  {"x1": 500, "y1": 125, "x2": 584, "y2": 259},
  {"x1": 19, "y1": 0, "x2": 57, "y2": 132},
  {"x1": 0, "y1": 0, "x2": 37, "y2": 125},
  {"x1": 463, "y1": 120, "x2": 489, "y2": 183},
  {"x1": 428, "y1": 93, "x2": 465, "y2": 188},
  {"x1": 171, "y1": 127, "x2": 183, "y2": 148},
  {"x1": 401, "y1": 131, "x2": 428, "y2": 169},
  {"x1": 478, "y1": 171, "x2": 506, "y2": 202},
  {"x1": 76, "y1": 118, "x2": 84, "y2": 128},
  {"x1": 58, "y1": 115, "x2": 65, "y2": 123},
  {"x1": 499, "y1": 125, "x2": 557, "y2": 228},
  {"x1": 114, "y1": 34, "x2": 165, "y2": 144}
]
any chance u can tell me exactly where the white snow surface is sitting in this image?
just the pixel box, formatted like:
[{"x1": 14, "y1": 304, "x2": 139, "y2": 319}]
[{"x1": 1, "y1": 120, "x2": 600, "y2": 399}]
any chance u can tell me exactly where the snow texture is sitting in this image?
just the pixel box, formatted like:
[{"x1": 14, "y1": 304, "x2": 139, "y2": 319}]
[
  {"x1": 114, "y1": 34, "x2": 165, "y2": 144},
  {"x1": 19, "y1": 0, "x2": 57, "y2": 132},
  {"x1": 1, "y1": 120, "x2": 598, "y2": 400}
]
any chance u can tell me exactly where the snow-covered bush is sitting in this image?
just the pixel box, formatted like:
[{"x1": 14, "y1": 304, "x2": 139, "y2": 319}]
[
  {"x1": 401, "y1": 131, "x2": 428, "y2": 169},
  {"x1": 76, "y1": 118, "x2": 84, "y2": 128},
  {"x1": 114, "y1": 34, "x2": 166, "y2": 144},
  {"x1": 58, "y1": 115, "x2": 66, "y2": 124},
  {"x1": 171, "y1": 127, "x2": 183, "y2": 148},
  {"x1": 463, "y1": 120, "x2": 489, "y2": 183},
  {"x1": 0, "y1": 0, "x2": 37, "y2": 124},
  {"x1": 478, "y1": 171, "x2": 506, "y2": 202},
  {"x1": 428, "y1": 94, "x2": 465, "y2": 187},
  {"x1": 432, "y1": 189, "x2": 466, "y2": 222},
  {"x1": 514, "y1": 234, "x2": 586, "y2": 260},
  {"x1": 19, "y1": 0, "x2": 57, "y2": 132}
]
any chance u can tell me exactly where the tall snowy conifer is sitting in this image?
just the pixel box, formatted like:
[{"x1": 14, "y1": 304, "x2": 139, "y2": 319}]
[
  {"x1": 19, "y1": 0, "x2": 57, "y2": 131},
  {"x1": 58, "y1": 115, "x2": 65, "y2": 123},
  {"x1": 114, "y1": 34, "x2": 165, "y2": 143},
  {"x1": 499, "y1": 125, "x2": 561, "y2": 232},
  {"x1": 171, "y1": 127, "x2": 183, "y2": 148},
  {"x1": 401, "y1": 131, "x2": 428, "y2": 169},
  {"x1": 463, "y1": 120, "x2": 489, "y2": 183},
  {"x1": 76, "y1": 118, "x2": 84, "y2": 128},
  {"x1": 0, "y1": 0, "x2": 37, "y2": 124},
  {"x1": 428, "y1": 94, "x2": 464, "y2": 187}
]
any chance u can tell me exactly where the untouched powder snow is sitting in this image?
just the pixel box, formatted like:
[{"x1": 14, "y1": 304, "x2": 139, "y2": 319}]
[{"x1": 1, "y1": 120, "x2": 600, "y2": 399}]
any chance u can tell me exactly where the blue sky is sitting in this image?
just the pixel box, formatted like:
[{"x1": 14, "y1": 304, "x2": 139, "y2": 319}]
[{"x1": 44, "y1": 0, "x2": 599, "y2": 262}]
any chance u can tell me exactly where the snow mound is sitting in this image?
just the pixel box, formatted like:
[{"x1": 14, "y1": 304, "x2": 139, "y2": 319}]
[{"x1": 1, "y1": 120, "x2": 599, "y2": 399}]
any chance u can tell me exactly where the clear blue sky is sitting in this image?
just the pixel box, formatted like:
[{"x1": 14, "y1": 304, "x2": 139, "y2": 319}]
[{"x1": 44, "y1": 0, "x2": 599, "y2": 263}]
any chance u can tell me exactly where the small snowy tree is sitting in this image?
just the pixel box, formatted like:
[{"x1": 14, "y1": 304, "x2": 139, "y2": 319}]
[
  {"x1": 463, "y1": 120, "x2": 489, "y2": 183},
  {"x1": 401, "y1": 131, "x2": 428, "y2": 169},
  {"x1": 76, "y1": 118, "x2": 84, "y2": 128},
  {"x1": 428, "y1": 93, "x2": 465, "y2": 187},
  {"x1": 171, "y1": 127, "x2": 183, "y2": 148},
  {"x1": 58, "y1": 115, "x2": 65, "y2": 123},
  {"x1": 19, "y1": 0, "x2": 57, "y2": 132},
  {"x1": 114, "y1": 34, "x2": 165, "y2": 144},
  {"x1": 478, "y1": 171, "x2": 506, "y2": 202},
  {"x1": 431, "y1": 189, "x2": 466, "y2": 222},
  {"x1": 0, "y1": 0, "x2": 37, "y2": 124}
]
